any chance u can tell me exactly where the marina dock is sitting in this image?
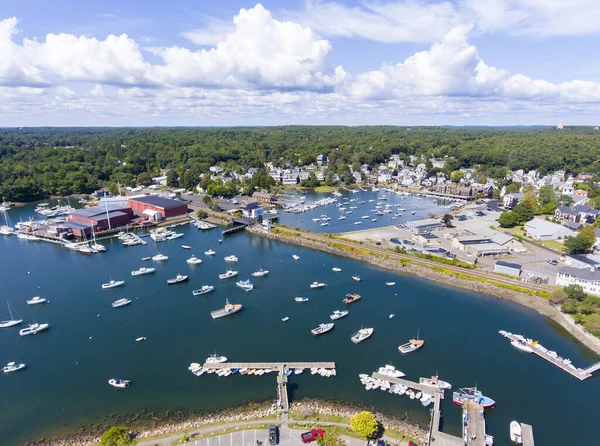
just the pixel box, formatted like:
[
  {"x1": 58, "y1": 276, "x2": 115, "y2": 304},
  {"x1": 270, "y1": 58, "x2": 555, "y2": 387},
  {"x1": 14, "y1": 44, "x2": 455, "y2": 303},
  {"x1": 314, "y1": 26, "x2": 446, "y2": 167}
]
[
  {"x1": 463, "y1": 401, "x2": 486, "y2": 446},
  {"x1": 521, "y1": 423, "x2": 535, "y2": 445},
  {"x1": 503, "y1": 332, "x2": 600, "y2": 380}
]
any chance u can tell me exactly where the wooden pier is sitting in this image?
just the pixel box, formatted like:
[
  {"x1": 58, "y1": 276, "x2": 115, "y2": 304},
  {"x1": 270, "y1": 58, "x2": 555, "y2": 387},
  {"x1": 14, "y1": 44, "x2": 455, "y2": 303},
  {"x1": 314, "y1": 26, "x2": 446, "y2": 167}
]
[
  {"x1": 222, "y1": 224, "x2": 247, "y2": 237},
  {"x1": 503, "y1": 332, "x2": 599, "y2": 380},
  {"x1": 370, "y1": 373, "x2": 444, "y2": 398},
  {"x1": 463, "y1": 401, "x2": 486, "y2": 446},
  {"x1": 521, "y1": 423, "x2": 535, "y2": 445}
]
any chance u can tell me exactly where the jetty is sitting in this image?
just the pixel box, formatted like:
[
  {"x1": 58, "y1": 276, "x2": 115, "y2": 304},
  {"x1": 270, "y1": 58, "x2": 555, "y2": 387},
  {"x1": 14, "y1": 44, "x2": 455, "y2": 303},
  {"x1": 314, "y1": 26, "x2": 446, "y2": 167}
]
[
  {"x1": 463, "y1": 401, "x2": 487, "y2": 446},
  {"x1": 521, "y1": 423, "x2": 535, "y2": 445},
  {"x1": 502, "y1": 331, "x2": 600, "y2": 380}
]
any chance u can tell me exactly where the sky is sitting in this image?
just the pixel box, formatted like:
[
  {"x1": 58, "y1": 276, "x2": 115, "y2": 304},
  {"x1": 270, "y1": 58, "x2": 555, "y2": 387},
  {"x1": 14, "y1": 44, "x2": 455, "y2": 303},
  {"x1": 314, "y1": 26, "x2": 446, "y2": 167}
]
[{"x1": 1, "y1": 0, "x2": 600, "y2": 126}]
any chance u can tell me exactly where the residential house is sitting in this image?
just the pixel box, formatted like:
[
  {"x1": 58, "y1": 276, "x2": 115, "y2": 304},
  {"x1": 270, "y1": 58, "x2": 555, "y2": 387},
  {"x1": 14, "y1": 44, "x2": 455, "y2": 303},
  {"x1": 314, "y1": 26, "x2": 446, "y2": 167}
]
[
  {"x1": 299, "y1": 172, "x2": 311, "y2": 181},
  {"x1": 378, "y1": 168, "x2": 393, "y2": 183},
  {"x1": 240, "y1": 201, "x2": 264, "y2": 221},
  {"x1": 556, "y1": 267, "x2": 600, "y2": 296},
  {"x1": 252, "y1": 192, "x2": 276, "y2": 203},
  {"x1": 209, "y1": 166, "x2": 224, "y2": 174},
  {"x1": 524, "y1": 218, "x2": 576, "y2": 240},
  {"x1": 503, "y1": 193, "x2": 523, "y2": 209},
  {"x1": 555, "y1": 205, "x2": 578, "y2": 222},
  {"x1": 456, "y1": 186, "x2": 473, "y2": 197},
  {"x1": 317, "y1": 154, "x2": 327, "y2": 164},
  {"x1": 283, "y1": 172, "x2": 299, "y2": 185},
  {"x1": 268, "y1": 169, "x2": 282, "y2": 183}
]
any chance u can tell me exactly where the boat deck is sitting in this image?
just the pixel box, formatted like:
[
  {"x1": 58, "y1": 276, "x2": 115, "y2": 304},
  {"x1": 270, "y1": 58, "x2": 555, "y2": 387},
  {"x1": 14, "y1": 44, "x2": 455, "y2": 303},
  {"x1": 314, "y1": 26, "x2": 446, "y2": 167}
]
[
  {"x1": 504, "y1": 332, "x2": 596, "y2": 380},
  {"x1": 464, "y1": 401, "x2": 485, "y2": 446},
  {"x1": 521, "y1": 423, "x2": 535, "y2": 446}
]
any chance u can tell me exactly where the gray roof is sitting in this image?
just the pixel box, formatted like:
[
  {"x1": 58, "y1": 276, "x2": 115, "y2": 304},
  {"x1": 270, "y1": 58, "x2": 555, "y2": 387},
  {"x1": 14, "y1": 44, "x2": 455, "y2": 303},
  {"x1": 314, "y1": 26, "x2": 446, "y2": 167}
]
[
  {"x1": 558, "y1": 266, "x2": 600, "y2": 281},
  {"x1": 563, "y1": 220, "x2": 583, "y2": 230},
  {"x1": 525, "y1": 218, "x2": 575, "y2": 236},
  {"x1": 495, "y1": 260, "x2": 522, "y2": 270},
  {"x1": 456, "y1": 235, "x2": 490, "y2": 243},
  {"x1": 72, "y1": 206, "x2": 127, "y2": 218},
  {"x1": 129, "y1": 196, "x2": 187, "y2": 210},
  {"x1": 406, "y1": 218, "x2": 442, "y2": 227},
  {"x1": 557, "y1": 205, "x2": 577, "y2": 216},
  {"x1": 490, "y1": 232, "x2": 515, "y2": 245},
  {"x1": 566, "y1": 254, "x2": 600, "y2": 266},
  {"x1": 419, "y1": 233, "x2": 439, "y2": 239}
]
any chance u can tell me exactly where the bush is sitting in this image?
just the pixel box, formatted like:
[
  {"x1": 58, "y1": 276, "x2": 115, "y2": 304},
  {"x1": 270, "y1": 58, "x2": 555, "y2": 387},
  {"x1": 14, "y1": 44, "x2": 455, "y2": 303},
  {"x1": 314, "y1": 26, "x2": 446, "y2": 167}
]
[
  {"x1": 550, "y1": 289, "x2": 568, "y2": 305},
  {"x1": 564, "y1": 284, "x2": 587, "y2": 302},
  {"x1": 196, "y1": 209, "x2": 208, "y2": 219},
  {"x1": 100, "y1": 427, "x2": 131, "y2": 446},
  {"x1": 561, "y1": 300, "x2": 579, "y2": 314},
  {"x1": 317, "y1": 431, "x2": 346, "y2": 446}
]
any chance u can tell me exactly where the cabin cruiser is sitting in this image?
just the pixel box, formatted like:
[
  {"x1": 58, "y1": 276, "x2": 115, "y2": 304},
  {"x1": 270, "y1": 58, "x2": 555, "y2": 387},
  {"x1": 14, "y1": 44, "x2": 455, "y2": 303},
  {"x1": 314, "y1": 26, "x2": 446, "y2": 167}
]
[
  {"x1": 351, "y1": 327, "x2": 373, "y2": 344},
  {"x1": 236, "y1": 279, "x2": 254, "y2": 291},
  {"x1": 152, "y1": 253, "x2": 169, "y2": 261},
  {"x1": 167, "y1": 274, "x2": 188, "y2": 284},
  {"x1": 419, "y1": 375, "x2": 452, "y2": 390},
  {"x1": 187, "y1": 256, "x2": 202, "y2": 265},
  {"x1": 2, "y1": 362, "x2": 26, "y2": 373},
  {"x1": 219, "y1": 269, "x2": 238, "y2": 279},
  {"x1": 26, "y1": 296, "x2": 46, "y2": 305},
  {"x1": 102, "y1": 280, "x2": 125, "y2": 289},
  {"x1": 205, "y1": 353, "x2": 228, "y2": 363},
  {"x1": 112, "y1": 298, "x2": 132, "y2": 308},
  {"x1": 311, "y1": 323, "x2": 334, "y2": 336},
  {"x1": 131, "y1": 267, "x2": 156, "y2": 276},
  {"x1": 332, "y1": 267, "x2": 342, "y2": 272},
  {"x1": 205, "y1": 249, "x2": 216, "y2": 256},
  {"x1": 377, "y1": 364, "x2": 405, "y2": 378},
  {"x1": 108, "y1": 378, "x2": 130, "y2": 389},
  {"x1": 193, "y1": 285, "x2": 215, "y2": 296},
  {"x1": 224, "y1": 255, "x2": 238, "y2": 262},
  {"x1": 310, "y1": 281, "x2": 326, "y2": 289},
  {"x1": 19, "y1": 322, "x2": 49, "y2": 336},
  {"x1": 251, "y1": 268, "x2": 269, "y2": 277},
  {"x1": 330, "y1": 310, "x2": 349, "y2": 320}
]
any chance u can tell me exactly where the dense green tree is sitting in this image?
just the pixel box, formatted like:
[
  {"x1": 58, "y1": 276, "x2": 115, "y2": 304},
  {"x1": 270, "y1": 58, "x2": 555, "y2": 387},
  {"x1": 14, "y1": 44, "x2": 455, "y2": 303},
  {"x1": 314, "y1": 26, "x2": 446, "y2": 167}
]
[
  {"x1": 559, "y1": 195, "x2": 574, "y2": 206},
  {"x1": 564, "y1": 233, "x2": 594, "y2": 254},
  {"x1": 196, "y1": 210, "x2": 208, "y2": 219},
  {"x1": 513, "y1": 201, "x2": 535, "y2": 222},
  {"x1": 300, "y1": 172, "x2": 320, "y2": 188},
  {"x1": 504, "y1": 182, "x2": 522, "y2": 194},
  {"x1": 350, "y1": 411, "x2": 378, "y2": 440},
  {"x1": 450, "y1": 170, "x2": 464, "y2": 183},
  {"x1": 137, "y1": 172, "x2": 153, "y2": 186},
  {"x1": 564, "y1": 285, "x2": 586, "y2": 302},
  {"x1": 166, "y1": 168, "x2": 179, "y2": 188},
  {"x1": 100, "y1": 426, "x2": 131, "y2": 446},
  {"x1": 498, "y1": 211, "x2": 519, "y2": 227},
  {"x1": 316, "y1": 431, "x2": 346, "y2": 446},
  {"x1": 442, "y1": 213, "x2": 454, "y2": 227},
  {"x1": 538, "y1": 185, "x2": 558, "y2": 206}
]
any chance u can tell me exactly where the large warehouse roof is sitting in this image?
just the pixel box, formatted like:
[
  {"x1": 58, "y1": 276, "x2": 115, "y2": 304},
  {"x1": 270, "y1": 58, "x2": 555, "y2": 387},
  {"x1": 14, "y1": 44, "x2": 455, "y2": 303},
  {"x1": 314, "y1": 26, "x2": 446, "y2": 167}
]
[{"x1": 129, "y1": 196, "x2": 187, "y2": 210}]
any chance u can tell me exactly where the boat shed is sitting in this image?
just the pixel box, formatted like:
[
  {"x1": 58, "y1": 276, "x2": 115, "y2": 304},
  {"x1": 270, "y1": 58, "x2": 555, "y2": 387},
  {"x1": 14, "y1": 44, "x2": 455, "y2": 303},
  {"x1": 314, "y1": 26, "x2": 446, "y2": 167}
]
[
  {"x1": 68, "y1": 206, "x2": 133, "y2": 237},
  {"x1": 494, "y1": 260, "x2": 522, "y2": 277},
  {"x1": 128, "y1": 196, "x2": 188, "y2": 219}
]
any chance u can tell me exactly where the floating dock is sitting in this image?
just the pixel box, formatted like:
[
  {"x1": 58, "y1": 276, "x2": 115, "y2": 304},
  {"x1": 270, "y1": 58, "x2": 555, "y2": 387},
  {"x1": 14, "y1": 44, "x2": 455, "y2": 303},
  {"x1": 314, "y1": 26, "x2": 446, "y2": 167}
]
[
  {"x1": 521, "y1": 423, "x2": 535, "y2": 445},
  {"x1": 502, "y1": 332, "x2": 600, "y2": 380}
]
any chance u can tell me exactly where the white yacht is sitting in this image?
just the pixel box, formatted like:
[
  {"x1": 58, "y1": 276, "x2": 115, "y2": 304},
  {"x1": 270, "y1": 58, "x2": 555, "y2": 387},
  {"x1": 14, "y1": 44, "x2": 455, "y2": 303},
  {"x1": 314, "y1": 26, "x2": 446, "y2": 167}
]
[
  {"x1": 131, "y1": 267, "x2": 156, "y2": 276},
  {"x1": 205, "y1": 353, "x2": 228, "y2": 363},
  {"x1": 310, "y1": 281, "x2": 326, "y2": 289},
  {"x1": 27, "y1": 296, "x2": 46, "y2": 305},
  {"x1": 219, "y1": 269, "x2": 238, "y2": 279},
  {"x1": 152, "y1": 253, "x2": 169, "y2": 261},
  {"x1": 0, "y1": 302, "x2": 23, "y2": 328},
  {"x1": 351, "y1": 327, "x2": 374, "y2": 344},
  {"x1": 102, "y1": 279, "x2": 125, "y2": 289},
  {"x1": 108, "y1": 378, "x2": 130, "y2": 389},
  {"x1": 330, "y1": 310, "x2": 349, "y2": 320},
  {"x1": 224, "y1": 255, "x2": 238, "y2": 262},
  {"x1": 2, "y1": 362, "x2": 26, "y2": 373},
  {"x1": 251, "y1": 268, "x2": 269, "y2": 277},
  {"x1": 377, "y1": 364, "x2": 405, "y2": 378},
  {"x1": 332, "y1": 267, "x2": 342, "y2": 272},
  {"x1": 167, "y1": 274, "x2": 188, "y2": 284},
  {"x1": 419, "y1": 375, "x2": 452, "y2": 390},
  {"x1": 193, "y1": 285, "x2": 215, "y2": 296},
  {"x1": 187, "y1": 256, "x2": 202, "y2": 265},
  {"x1": 236, "y1": 279, "x2": 254, "y2": 291},
  {"x1": 205, "y1": 249, "x2": 216, "y2": 256},
  {"x1": 19, "y1": 323, "x2": 49, "y2": 336},
  {"x1": 112, "y1": 298, "x2": 132, "y2": 308}
]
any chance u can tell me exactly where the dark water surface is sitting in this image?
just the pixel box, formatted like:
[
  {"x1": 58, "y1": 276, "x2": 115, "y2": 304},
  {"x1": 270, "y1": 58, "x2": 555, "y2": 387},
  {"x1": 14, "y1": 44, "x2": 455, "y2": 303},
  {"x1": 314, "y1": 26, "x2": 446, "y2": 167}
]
[{"x1": 0, "y1": 203, "x2": 597, "y2": 445}]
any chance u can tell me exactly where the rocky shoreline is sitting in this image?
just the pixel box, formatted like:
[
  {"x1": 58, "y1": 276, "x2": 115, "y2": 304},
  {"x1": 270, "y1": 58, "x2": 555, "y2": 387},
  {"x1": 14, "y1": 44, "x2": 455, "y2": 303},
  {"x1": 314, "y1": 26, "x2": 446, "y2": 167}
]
[{"x1": 248, "y1": 226, "x2": 600, "y2": 357}]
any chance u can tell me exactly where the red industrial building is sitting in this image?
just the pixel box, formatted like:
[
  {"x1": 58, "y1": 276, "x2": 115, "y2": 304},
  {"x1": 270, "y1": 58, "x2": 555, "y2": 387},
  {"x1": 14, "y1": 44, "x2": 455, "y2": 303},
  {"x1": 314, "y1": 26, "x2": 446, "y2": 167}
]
[
  {"x1": 128, "y1": 196, "x2": 188, "y2": 219},
  {"x1": 68, "y1": 206, "x2": 133, "y2": 237}
]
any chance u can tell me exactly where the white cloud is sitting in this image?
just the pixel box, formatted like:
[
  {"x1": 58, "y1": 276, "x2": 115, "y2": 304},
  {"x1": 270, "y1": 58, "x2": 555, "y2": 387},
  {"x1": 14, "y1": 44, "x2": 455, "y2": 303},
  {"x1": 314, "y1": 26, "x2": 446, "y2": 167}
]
[
  {"x1": 89, "y1": 84, "x2": 105, "y2": 97},
  {"x1": 182, "y1": 16, "x2": 235, "y2": 46}
]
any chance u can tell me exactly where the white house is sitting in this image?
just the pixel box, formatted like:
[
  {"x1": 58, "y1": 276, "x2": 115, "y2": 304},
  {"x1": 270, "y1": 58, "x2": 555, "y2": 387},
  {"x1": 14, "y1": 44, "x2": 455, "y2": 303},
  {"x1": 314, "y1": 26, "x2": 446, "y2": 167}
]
[
  {"x1": 524, "y1": 218, "x2": 576, "y2": 240},
  {"x1": 556, "y1": 267, "x2": 600, "y2": 296}
]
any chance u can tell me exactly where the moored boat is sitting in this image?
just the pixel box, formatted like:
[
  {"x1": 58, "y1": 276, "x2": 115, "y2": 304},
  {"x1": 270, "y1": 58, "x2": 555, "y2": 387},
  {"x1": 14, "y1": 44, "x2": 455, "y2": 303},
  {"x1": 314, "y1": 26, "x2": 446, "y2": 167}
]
[
  {"x1": 211, "y1": 299, "x2": 242, "y2": 319},
  {"x1": 167, "y1": 274, "x2": 188, "y2": 284},
  {"x1": 205, "y1": 249, "x2": 216, "y2": 256},
  {"x1": 292, "y1": 255, "x2": 300, "y2": 260},
  {"x1": 510, "y1": 421, "x2": 523, "y2": 444},
  {"x1": 352, "y1": 275, "x2": 361, "y2": 282},
  {"x1": 351, "y1": 327, "x2": 373, "y2": 344},
  {"x1": 108, "y1": 378, "x2": 130, "y2": 389},
  {"x1": 205, "y1": 353, "x2": 228, "y2": 363},
  {"x1": 311, "y1": 322, "x2": 334, "y2": 336},
  {"x1": 385, "y1": 282, "x2": 396, "y2": 286},
  {"x1": 112, "y1": 298, "x2": 132, "y2": 308},
  {"x1": 19, "y1": 322, "x2": 49, "y2": 336},
  {"x1": 182, "y1": 245, "x2": 192, "y2": 249},
  {"x1": 193, "y1": 285, "x2": 215, "y2": 296},
  {"x1": 27, "y1": 296, "x2": 47, "y2": 305},
  {"x1": 236, "y1": 279, "x2": 254, "y2": 291},
  {"x1": 310, "y1": 281, "x2": 326, "y2": 289},
  {"x1": 187, "y1": 256, "x2": 202, "y2": 265},
  {"x1": 332, "y1": 267, "x2": 342, "y2": 272},
  {"x1": 131, "y1": 267, "x2": 156, "y2": 276},
  {"x1": 453, "y1": 386, "x2": 496, "y2": 409},
  {"x1": 295, "y1": 297, "x2": 309, "y2": 302},
  {"x1": 377, "y1": 364, "x2": 405, "y2": 378},
  {"x1": 398, "y1": 330, "x2": 424, "y2": 354},
  {"x1": 152, "y1": 253, "x2": 169, "y2": 261},
  {"x1": 2, "y1": 361, "x2": 26, "y2": 373},
  {"x1": 251, "y1": 268, "x2": 269, "y2": 277},
  {"x1": 282, "y1": 317, "x2": 290, "y2": 322},
  {"x1": 135, "y1": 337, "x2": 146, "y2": 342},
  {"x1": 102, "y1": 279, "x2": 125, "y2": 289},
  {"x1": 342, "y1": 293, "x2": 361, "y2": 304},
  {"x1": 330, "y1": 310, "x2": 349, "y2": 320},
  {"x1": 0, "y1": 302, "x2": 23, "y2": 328},
  {"x1": 224, "y1": 255, "x2": 238, "y2": 262},
  {"x1": 219, "y1": 269, "x2": 238, "y2": 280},
  {"x1": 419, "y1": 375, "x2": 452, "y2": 390},
  {"x1": 511, "y1": 340, "x2": 533, "y2": 353}
]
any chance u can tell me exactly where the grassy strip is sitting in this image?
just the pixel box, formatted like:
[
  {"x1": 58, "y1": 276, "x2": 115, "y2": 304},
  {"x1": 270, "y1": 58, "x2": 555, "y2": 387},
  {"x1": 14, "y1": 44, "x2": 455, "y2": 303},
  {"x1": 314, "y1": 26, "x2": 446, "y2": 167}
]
[
  {"x1": 413, "y1": 253, "x2": 475, "y2": 269},
  {"x1": 289, "y1": 410, "x2": 349, "y2": 424},
  {"x1": 270, "y1": 228, "x2": 301, "y2": 237}
]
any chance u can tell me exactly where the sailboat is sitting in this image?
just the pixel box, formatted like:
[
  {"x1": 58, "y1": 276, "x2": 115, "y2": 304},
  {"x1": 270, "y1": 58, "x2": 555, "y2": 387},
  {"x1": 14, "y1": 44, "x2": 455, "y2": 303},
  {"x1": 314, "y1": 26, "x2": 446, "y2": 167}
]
[
  {"x1": 0, "y1": 302, "x2": 23, "y2": 328},
  {"x1": 0, "y1": 199, "x2": 14, "y2": 235},
  {"x1": 89, "y1": 224, "x2": 106, "y2": 252}
]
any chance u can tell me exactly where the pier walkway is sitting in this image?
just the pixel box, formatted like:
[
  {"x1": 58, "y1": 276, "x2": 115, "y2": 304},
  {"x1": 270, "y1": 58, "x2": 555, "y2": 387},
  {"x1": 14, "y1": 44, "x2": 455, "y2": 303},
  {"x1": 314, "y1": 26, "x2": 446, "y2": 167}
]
[
  {"x1": 464, "y1": 401, "x2": 485, "y2": 446},
  {"x1": 521, "y1": 423, "x2": 535, "y2": 445},
  {"x1": 504, "y1": 332, "x2": 597, "y2": 380}
]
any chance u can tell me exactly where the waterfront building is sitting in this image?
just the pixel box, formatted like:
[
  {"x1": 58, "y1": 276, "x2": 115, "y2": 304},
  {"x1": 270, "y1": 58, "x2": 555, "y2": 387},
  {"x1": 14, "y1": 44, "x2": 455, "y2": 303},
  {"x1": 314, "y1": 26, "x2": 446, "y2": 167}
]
[
  {"x1": 252, "y1": 192, "x2": 276, "y2": 203},
  {"x1": 128, "y1": 196, "x2": 188, "y2": 219},
  {"x1": 68, "y1": 206, "x2": 133, "y2": 237},
  {"x1": 524, "y1": 218, "x2": 576, "y2": 241},
  {"x1": 494, "y1": 260, "x2": 522, "y2": 277},
  {"x1": 556, "y1": 266, "x2": 600, "y2": 296}
]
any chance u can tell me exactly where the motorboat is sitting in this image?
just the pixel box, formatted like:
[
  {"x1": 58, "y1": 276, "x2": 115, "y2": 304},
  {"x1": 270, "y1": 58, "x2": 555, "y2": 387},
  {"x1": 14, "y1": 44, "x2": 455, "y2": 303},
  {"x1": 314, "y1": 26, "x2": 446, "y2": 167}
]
[
  {"x1": 295, "y1": 297, "x2": 309, "y2": 302},
  {"x1": 187, "y1": 256, "x2": 202, "y2": 265},
  {"x1": 131, "y1": 267, "x2": 156, "y2": 276},
  {"x1": 311, "y1": 323, "x2": 334, "y2": 336},
  {"x1": 211, "y1": 299, "x2": 242, "y2": 319},
  {"x1": 398, "y1": 331, "x2": 424, "y2": 354},
  {"x1": 251, "y1": 268, "x2": 269, "y2": 277},
  {"x1": 182, "y1": 245, "x2": 192, "y2": 249},
  {"x1": 193, "y1": 285, "x2": 215, "y2": 296},
  {"x1": 205, "y1": 249, "x2": 216, "y2": 256},
  {"x1": 167, "y1": 274, "x2": 188, "y2": 284},
  {"x1": 219, "y1": 269, "x2": 238, "y2": 279},
  {"x1": 332, "y1": 267, "x2": 342, "y2": 272},
  {"x1": 511, "y1": 339, "x2": 534, "y2": 353},
  {"x1": 2, "y1": 362, "x2": 26, "y2": 373},
  {"x1": 282, "y1": 317, "x2": 290, "y2": 322},
  {"x1": 236, "y1": 279, "x2": 254, "y2": 291},
  {"x1": 135, "y1": 337, "x2": 146, "y2": 342},
  {"x1": 419, "y1": 375, "x2": 452, "y2": 390},
  {"x1": 310, "y1": 281, "x2": 326, "y2": 289},
  {"x1": 385, "y1": 282, "x2": 396, "y2": 286},
  {"x1": 19, "y1": 322, "x2": 49, "y2": 336},
  {"x1": 352, "y1": 275, "x2": 361, "y2": 282},
  {"x1": 320, "y1": 222, "x2": 329, "y2": 227},
  {"x1": 112, "y1": 298, "x2": 132, "y2": 308},
  {"x1": 0, "y1": 302, "x2": 23, "y2": 328},
  {"x1": 108, "y1": 378, "x2": 130, "y2": 389},
  {"x1": 292, "y1": 255, "x2": 300, "y2": 260},
  {"x1": 420, "y1": 394, "x2": 433, "y2": 407},
  {"x1": 224, "y1": 255, "x2": 238, "y2": 262},
  {"x1": 510, "y1": 421, "x2": 523, "y2": 444},
  {"x1": 102, "y1": 279, "x2": 125, "y2": 289},
  {"x1": 330, "y1": 310, "x2": 349, "y2": 320},
  {"x1": 27, "y1": 296, "x2": 46, "y2": 305},
  {"x1": 351, "y1": 327, "x2": 374, "y2": 344},
  {"x1": 205, "y1": 353, "x2": 228, "y2": 363},
  {"x1": 342, "y1": 293, "x2": 361, "y2": 304},
  {"x1": 152, "y1": 253, "x2": 169, "y2": 261},
  {"x1": 338, "y1": 216, "x2": 346, "y2": 220},
  {"x1": 141, "y1": 257, "x2": 151, "y2": 261},
  {"x1": 377, "y1": 364, "x2": 405, "y2": 378},
  {"x1": 389, "y1": 314, "x2": 395, "y2": 318},
  {"x1": 453, "y1": 387, "x2": 496, "y2": 409},
  {"x1": 218, "y1": 239, "x2": 223, "y2": 243}
]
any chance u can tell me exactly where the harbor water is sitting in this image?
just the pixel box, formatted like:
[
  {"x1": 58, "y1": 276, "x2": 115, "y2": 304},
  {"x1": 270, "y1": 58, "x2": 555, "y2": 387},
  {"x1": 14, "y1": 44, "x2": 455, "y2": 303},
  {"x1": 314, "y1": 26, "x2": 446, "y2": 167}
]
[{"x1": 0, "y1": 202, "x2": 598, "y2": 445}]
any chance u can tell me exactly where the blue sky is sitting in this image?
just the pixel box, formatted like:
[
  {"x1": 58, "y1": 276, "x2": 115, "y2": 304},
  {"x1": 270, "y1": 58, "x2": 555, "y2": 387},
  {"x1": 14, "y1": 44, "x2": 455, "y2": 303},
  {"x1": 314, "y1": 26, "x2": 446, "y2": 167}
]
[{"x1": 1, "y1": 0, "x2": 599, "y2": 126}]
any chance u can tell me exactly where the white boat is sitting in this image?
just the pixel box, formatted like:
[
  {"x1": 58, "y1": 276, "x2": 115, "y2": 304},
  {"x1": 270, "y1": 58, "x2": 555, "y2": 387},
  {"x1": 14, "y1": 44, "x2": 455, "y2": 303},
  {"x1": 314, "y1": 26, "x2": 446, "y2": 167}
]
[
  {"x1": 0, "y1": 302, "x2": 23, "y2": 328},
  {"x1": 102, "y1": 280, "x2": 125, "y2": 289},
  {"x1": 351, "y1": 327, "x2": 374, "y2": 344},
  {"x1": 167, "y1": 274, "x2": 188, "y2": 284},
  {"x1": 511, "y1": 340, "x2": 534, "y2": 353},
  {"x1": 419, "y1": 375, "x2": 452, "y2": 390},
  {"x1": 108, "y1": 378, "x2": 130, "y2": 389},
  {"x1": 311, "y1": 323, "x2": 334, "y2": 336},
  {"x1": 210, "y1": 299, "x2": 242, "y2": 319},
  {"x1": 385, "y1": 282, "x2": 396, "y2": 286},
  {"x1": 135, "y1": 337, "x2": 146, "y2": 342},
  {"x1": 377, "y1": 364, "x2": 405, "y2": 378},
  {"x1": 330, "y1": 310, "x2": 349, "y2": 320},
  {"x1": 251, "y1": 268, "x2": 269, "y2": 277},
  {"x1": 292, "y1": 255, "x2": 300, "y2": 260},
  {"x1": 193, "y1": 285, "x2": 215, "y2": 296},
  {"x1": 219, "y1": 269, "x2": 238, "y2": 279},
  {"x1": 187, "y1": 256, "x2": 202, "y2": 265},
  {"x1": 112, "y1": 298, "x2": 132, "y2": 308},
  {"x1": 224, "y1": 255, "x2": 238, "y2": 262},
  {"x1": 152, "y1": 253, "x2": 169, "y2": 261},
  {"x1": 205, "y1": 249, "x2": 216, "y2": 256},
  {"x1": 420, "y1": 394, "x2": 433, "y2": 407},
  {"x1": 352, "y1": 275, "x2": 361, "y2": 282},
  {"x1": 332, "y1": 267, "x2": 342, "y2": 272},
  {"x1": 206, "y1": 353, "x2": 228, "y2": 363},
  {"x1": 310, "y1": 281, "x2": 326, "y2": 289},
  {"x1": 26, "y1": 296, "x2": 47, "y2": 305},
  {"x1": 19, "y1": 322, "x2": 49, "y2": 336},
  {"x1": 338, "y1": 216, "x2": 346, "y2": 220},
  {"x1": 295, "y1": 297, "x2": 309, "y2": 302},
  {"x1": 182, "y1": 245, "x2": 192, "y2": 249},
  {"x1": 282, "y1": 317, "x2": 290, "y2": 322},
  {"x1": 389, "y1": 314, "x2": 395, "y2": 318},
  {"x1": 141, "y1": 256, "x2": 151, "y2": 261},
  {"x1": 236, "y1": 279, "x2": 254, "y2": 291},
  {"x1": 510, "y1": 421, "x2": 523, "y2": 444},
  {"x1": 2, "y1": 362, "x2": 26, "y2": 373},
  {"x1": 131, "y1": 267, "x2": 156, "y2": 276}
]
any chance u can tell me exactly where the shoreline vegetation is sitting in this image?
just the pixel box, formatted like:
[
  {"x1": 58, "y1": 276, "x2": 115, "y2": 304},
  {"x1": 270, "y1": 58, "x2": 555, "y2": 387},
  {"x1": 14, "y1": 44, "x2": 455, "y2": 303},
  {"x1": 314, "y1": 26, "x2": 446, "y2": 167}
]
[
  {"x1": 246, "y1": 225, "x2": 600, "y2": 357},
  {"x1": 29, "y1": 399, "x2": 426, "y2": 446}
]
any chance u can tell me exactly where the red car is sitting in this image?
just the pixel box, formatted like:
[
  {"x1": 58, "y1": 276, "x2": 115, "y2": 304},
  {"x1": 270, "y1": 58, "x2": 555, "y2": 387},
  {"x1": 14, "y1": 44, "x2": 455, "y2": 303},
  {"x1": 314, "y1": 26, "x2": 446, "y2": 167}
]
[{"x1": 301, "y1": 428, "x2": 324, "y2": 443}]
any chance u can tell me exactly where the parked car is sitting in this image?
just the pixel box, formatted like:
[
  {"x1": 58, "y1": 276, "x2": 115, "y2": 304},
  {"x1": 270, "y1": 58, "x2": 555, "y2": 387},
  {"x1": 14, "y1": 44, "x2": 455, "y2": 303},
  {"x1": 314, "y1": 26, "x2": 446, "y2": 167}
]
[
  {"x1": 546, "y1": 258, "x2": 558, "y2": 266},
  {"x1": 269, "y1": 425, "x2": 278, "y2": 445},
  {"x1": 301, "y1": 429, "x2": 324, "y2": 443}
]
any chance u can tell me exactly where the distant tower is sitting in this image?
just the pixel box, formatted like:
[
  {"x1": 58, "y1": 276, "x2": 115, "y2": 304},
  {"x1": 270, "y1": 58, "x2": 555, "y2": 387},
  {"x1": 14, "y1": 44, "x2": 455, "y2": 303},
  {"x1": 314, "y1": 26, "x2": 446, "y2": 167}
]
[{"x1": 557, "y1": 122, "x2": 564, "y2": 130}]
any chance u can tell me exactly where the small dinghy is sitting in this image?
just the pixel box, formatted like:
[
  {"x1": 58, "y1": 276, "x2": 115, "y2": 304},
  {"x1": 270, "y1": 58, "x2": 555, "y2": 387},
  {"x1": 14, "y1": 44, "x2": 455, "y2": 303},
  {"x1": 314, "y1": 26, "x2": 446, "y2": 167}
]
[
  {"x1": 135, "y1": 337, "x2": 146, "y2": 342},
  {"x1": 510, "y1": 421, "x2": 523, "y2": 444},
  {"x1": 181, "y1": 245, "x2": 192, "y2": 250},
  {"x1": 108, "y1": 378, "x2": 130, "y2": 389},
  {"x1": 282, "y1": 317, "x2": 290, "y2": 322},
  {"x1": 385, "y1": 282, "x2": 396, "y2": 286},
  {"x1": 295, "y1": 297, "x2": 309, "y2": 302}
]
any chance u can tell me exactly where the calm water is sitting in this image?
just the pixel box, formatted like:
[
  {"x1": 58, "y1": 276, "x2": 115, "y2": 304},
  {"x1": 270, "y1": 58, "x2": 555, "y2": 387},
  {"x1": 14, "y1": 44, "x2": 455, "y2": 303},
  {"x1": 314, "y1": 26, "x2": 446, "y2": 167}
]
[
  {"x1": 0, "y1": 203, "x2": 598, "y2": 445},
  {"x1": 277, "y1": 189, "x2": 448, "y2": 233}
]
